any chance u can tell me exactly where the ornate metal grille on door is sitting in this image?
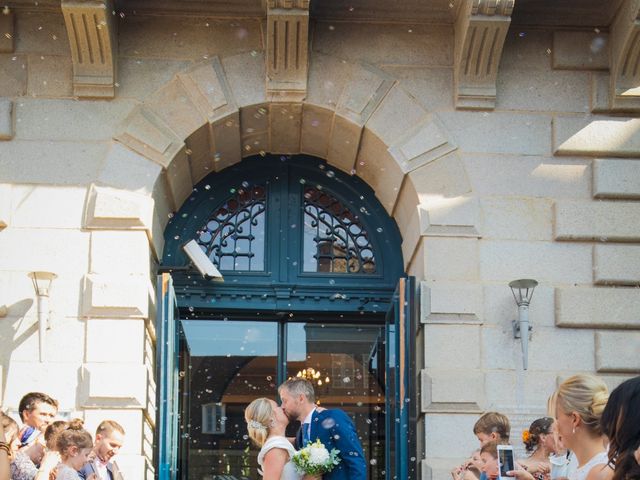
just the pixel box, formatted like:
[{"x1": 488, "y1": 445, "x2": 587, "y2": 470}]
[
  {"x1": 303, "y1": 186, "x2": 376, "y2": 274},
  {"x1": 195, "y1": 185, "x2": 267, "y2": 272}
]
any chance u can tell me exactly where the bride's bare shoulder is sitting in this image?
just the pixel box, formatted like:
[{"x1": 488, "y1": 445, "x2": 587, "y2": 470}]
[{"x1": 264, "y1": 446, "x2": 289, "y2": 461}]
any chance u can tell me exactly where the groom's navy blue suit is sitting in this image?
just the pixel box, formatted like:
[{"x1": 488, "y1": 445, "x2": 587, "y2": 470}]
[{"x1": 295, "y1": 408, "x2": 367, "y2": 480}]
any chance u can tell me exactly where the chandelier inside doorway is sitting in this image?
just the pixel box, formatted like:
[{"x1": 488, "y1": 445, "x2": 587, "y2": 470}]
[{"x1": 295, "y1": 367, "x2": 331, "y2": 386}]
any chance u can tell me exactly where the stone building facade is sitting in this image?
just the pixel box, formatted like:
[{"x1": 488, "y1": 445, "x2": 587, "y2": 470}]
[{"x1": 0, "y1": 0, "x2": 639, "y2": 479}]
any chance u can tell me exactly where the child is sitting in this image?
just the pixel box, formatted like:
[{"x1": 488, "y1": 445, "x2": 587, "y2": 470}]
[
  {"x1": 54, "y1": 419, "x2": 93, "y2": 480},
  {"x1": 479, "y1": 441, "x2": 500, "y2": 480},
  {"x1": 451, "y1": 450, "x2": 483, "y2": 480},
  {"x1": 474, "y1": 412, "x2": 511, "y2": 446},
  {"x1": 453, "y1": 412, "x2": 511, "y2": 480}
]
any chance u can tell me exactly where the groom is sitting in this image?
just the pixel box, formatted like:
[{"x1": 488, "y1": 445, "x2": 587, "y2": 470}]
[{"x1": 279, "y1": 378, "x2": 366, "y2": 480}]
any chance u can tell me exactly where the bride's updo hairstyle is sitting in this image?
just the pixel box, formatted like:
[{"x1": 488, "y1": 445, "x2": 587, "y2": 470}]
[
  {"x1": 245, "y1": 398, "x2": 273, "y2": 447},
  {"x1": 556, "y1": 374, "x2": 609, "y2": 437}
]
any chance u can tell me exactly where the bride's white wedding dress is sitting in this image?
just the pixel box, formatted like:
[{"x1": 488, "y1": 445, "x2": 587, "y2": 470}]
[{"x1": 257, "y1": 436, "x2": 302, "y2": 480}]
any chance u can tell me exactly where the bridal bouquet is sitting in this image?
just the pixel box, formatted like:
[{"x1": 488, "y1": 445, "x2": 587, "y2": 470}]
[{"x1": 292, "y1": 439, "x2": 341, "y2": 475}]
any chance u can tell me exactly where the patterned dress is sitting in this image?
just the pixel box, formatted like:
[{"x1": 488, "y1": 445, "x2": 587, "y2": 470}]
[{"x1": 10, "y1": 450, "x2": 38, "y2": 480}]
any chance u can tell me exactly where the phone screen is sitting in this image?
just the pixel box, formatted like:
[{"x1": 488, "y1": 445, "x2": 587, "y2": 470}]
[{"x1": 499, "y1": 448, "x2": 515, "y2": 477}]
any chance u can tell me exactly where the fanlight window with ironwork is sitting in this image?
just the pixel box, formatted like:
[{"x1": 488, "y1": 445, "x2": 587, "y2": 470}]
[
  {"x1": 303, "y1": 187, "x2": 376, "y2": 274},
  {"x1": 180, "y1": 156, "x2": 394, "y2": 280},
  {"x1": 195, "y1": 185, "x2": 266, "y2": 272},
  {"x1": 164, "y1": 156, "x2": 403, "y2": 310}
]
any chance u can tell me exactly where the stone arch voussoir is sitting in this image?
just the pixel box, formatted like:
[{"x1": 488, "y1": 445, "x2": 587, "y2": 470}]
[{"x1": 103, "y1": 51, "x2": 481, "y2": 271}]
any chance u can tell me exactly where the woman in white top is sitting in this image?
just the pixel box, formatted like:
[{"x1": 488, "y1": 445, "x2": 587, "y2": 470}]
[
  {"x1": 245, "y1": 397, "x2": 319, "y2": 480},
  {"x1": 552, "y1": 374, "x2": 613, "y2": 480}
]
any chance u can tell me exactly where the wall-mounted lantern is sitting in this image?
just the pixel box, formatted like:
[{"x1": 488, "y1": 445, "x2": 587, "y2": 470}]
[
  {"x1": 28, "y1": 271, "x2": 57, "y2": 362},
  {"x1": 509, "y1": 278, "x2": 538, "y2": 370}
]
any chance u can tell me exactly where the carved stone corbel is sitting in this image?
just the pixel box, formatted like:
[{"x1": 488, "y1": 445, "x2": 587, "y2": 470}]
[
  {"x1": 609, "y1": 0, "x2": 640, "y2": 111},
  {"x1": 266, "y1": 0, "x2": 310, "y2": 102},
  {"x1": 454, "y1": 0, "x2": 515, "y2": 110},
  {"x1": 61, "y1": 0, "x2": 117, "y2": 98}
]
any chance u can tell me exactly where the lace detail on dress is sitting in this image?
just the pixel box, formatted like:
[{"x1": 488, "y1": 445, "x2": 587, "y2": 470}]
[{"x1": 10, "y1": 451, "x2": 38, "y2": 480}]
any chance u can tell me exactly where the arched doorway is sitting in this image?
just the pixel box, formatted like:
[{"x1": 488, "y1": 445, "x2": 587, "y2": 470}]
[
  {"x1": 158, "y1": 155, "x2": 418, "y2": 480},
  {"x1": 103, "y1": 48, "x2": 476, "y2": 480},
  {"x1": 163, "y1": 155, "x2": 403, "y2": 310}
]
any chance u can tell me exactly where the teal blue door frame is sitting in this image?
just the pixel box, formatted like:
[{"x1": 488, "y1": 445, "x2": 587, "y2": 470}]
[
  {"x1": 156, "y1": 155, "x2": 420, "y2": 480},
  {"x1": 156, "y1": 277, "x2": 420, "y2": 480},
  {"x1": 156, "y1": 273, "x2": 180, "y2": 479}
]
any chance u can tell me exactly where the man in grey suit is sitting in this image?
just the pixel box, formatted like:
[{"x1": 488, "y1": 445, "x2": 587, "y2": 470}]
[{"x1": 79, "y1": 420, "x2": 126, "y2": 480}]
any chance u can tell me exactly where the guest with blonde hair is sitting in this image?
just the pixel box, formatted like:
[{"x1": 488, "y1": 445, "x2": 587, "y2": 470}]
[
  {"x1": 554, "y1": 374, "x2": 612, "y2": 480},
  {"x1": 547, "y1": 391, "x2": 578, "y2": 479}
]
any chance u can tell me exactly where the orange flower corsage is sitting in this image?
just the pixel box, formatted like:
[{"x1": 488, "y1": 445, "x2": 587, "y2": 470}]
[{"x1": 522, "y1": 429, "x2": 530, "y2": 443}]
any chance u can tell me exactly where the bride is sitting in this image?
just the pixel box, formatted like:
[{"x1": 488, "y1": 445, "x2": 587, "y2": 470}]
[{"x1": 245, "y1": 398, "x2": 319, "y2": 480}]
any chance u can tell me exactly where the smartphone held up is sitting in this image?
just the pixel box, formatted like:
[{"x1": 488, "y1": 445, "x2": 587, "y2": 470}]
[{"x1": 497, "y1": 445, "x2": 515, "y2": 480}]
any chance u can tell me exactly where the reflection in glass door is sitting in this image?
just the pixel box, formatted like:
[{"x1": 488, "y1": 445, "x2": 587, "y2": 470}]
[
  {"x1": 286, "y1": 323, "x2": 386, "y2": 479},
  {"x1": 178, "y1": 320, "x2": 278, "y2": 479},
  {"x1": 177, "y1": 319, "x2": 387, "y2": 480}
]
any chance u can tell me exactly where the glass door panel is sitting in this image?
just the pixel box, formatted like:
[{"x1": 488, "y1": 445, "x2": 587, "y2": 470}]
[
  {"x1": 285, "y1": 323, "x2": 386, "y2": 479},
  {"x1": 178, "y1": 320, "x2": 278, "y2": 479}
]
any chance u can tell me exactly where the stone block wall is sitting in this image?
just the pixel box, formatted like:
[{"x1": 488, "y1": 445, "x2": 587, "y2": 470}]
[
  {"x1": 0, "y1": 11, "x2": 264, "y2": 479},
  {"x1": 0, "y1": 15, "x2": 163, "y2": 472},
  {"x1": 0, "y1": 184, "x2": 156, "y2": 478},
  {"x1": 406, "y1": 29, "x2": 638, "y2": 479},
  {"x1": 1, "y1": 8, "x2": 639, "y2": 480}
]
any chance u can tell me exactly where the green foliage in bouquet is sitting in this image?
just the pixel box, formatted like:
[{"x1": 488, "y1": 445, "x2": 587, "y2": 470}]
[{"x1": 292, "y1": 439, "x2": 341, "y2": 475}]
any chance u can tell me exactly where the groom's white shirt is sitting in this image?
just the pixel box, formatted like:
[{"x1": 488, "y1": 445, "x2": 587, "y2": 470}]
[{"x1": 302, "y1": 408, "x2": 316, "y2": 440}]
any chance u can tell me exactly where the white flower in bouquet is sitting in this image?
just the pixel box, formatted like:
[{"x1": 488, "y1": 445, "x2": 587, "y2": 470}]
[
  {"x1": 308, "y1": 445, "x2": 330, "y2": 464},
  {"x1": 292, "y1": 439, "x2": 341, "y2": 476}
]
